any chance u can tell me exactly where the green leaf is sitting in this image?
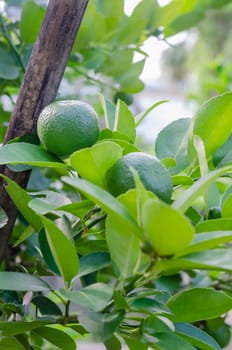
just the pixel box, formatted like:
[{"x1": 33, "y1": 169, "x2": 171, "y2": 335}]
[
  {"x1": 0, "y1": 142, "x2": 66, "y2": 168},
  {"x1": 70, "y1": 141, "x2": 122, "y2": 188},
  {"x1": 118, "y1": 60, "x2": 145, "y2": 93},
  {"x1": 2, "y1": 175, "x2": 42, "y2": 231},
  {"x1": 57, "y1": 200, "x2": 93, "y2": 219},
  {"x1": 78, "y1": 309, "x2": 125, "y2": 341},
  {"x1": 155, "y1": 331, "x2": 196, "y2": 350},
  {"x1": 0, "y1": 337, "x2": 25, "y2": 350},
  {"x1": 78, "y1": 252, "x2": 111, "y2": 277},
  {"x1": 0, "y1": 207, "x2": 8, "y2": 229},
  {"x1": 175, "y1": 231, "x2": 232, "y2": 257},
  {"x1": 0, "y1": 47, "x2": 20, "y2": 80},
  {"x1": 13, "y1": 225, "x2": 35, "y2": 247},
  {"x1": 144, "y1": 315, "x2": 172, "y2": 334},
  {"x1": 132, "y1": 0, "x2": 160, "y2": 30},
  {"x1": 0, "y1": 321, "x2": 51, "y2": 336},
  {"x1": 167, "y1": 288, "x2": 232, "y2": 322},
  {"x1": 141, "y1": 199, "x2": 194, "y2": 256},
  {"x1": 104, "y1": 335, "x2": 122, "y2": 350},
  {"x1": 175, "y1": 323, "x2": 220, "y2": 350},
  {"x1": 62, "y1": 176, "x2": 142, "y2": 239},
  {"x1": 172, "y1": 165, "x2": 232, "y2": 213},
  {"x1": 31, "y1": 296, "x2": 63, "y2": 316},
  {"x1": 114, "y1": 100, "x2": 136, "y2": 143},
  {"x1": 99, "y1": 95, "x2": 116, "y2": 130},
  {"x1": 38, "y1": 229, "x2": 60, "y2": 275},
  {"x1": 33, "y1": 325, "x2": 76, "y2": 350},
  {"x1": 28, "y1": 190, "x2": 71, "y2": 215},
  {"x1": 0, "y1": 272, "x2": 50, "y2": 291},
  {"x1": 155, "y1": 118, "x2": 191, "y2": 173},
  {"x1": 124, "y1": 338, "x2": 148, "y2": 350},
  {"x1": 59, "y1": 283, "x2": 113, "y2": 312},
  {"x1": 42, "y1": 217, "x2": 79, "y2": 283},
  {"x1": 188, "y1": 92, "x2": 232, "y2": 159},
  {"x1": 155, "y1": 249, "x2": 232, "y2": 274},
  {"x1": 196, "y1": 218, "x2": 232, "y2": 233},
  {"x1": 20, "y1": 0, "x2": 45, "y2": 43},
  {"x1": 222, "y1": 193, "x2": 232, "y2": 218},
  {"x1": 106, "y1": 190, "x2": 150, "y2": 278}
]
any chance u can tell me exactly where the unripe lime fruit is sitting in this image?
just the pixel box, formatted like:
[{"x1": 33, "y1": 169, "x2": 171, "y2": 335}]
[
  {"x1": 106, "y1": 152, "x2": 172, "y2": 202},
  {"x1": 37, "y1": 100, "x2": 99, "y2": 157}
]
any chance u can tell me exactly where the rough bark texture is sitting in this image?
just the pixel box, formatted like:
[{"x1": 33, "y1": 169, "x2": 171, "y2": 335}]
[{"x1": 0, "y1": 0, "x2": 89, "y2": 263}]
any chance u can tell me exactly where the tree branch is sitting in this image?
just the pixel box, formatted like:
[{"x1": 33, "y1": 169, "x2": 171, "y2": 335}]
[{"x1": 0, "y1": 0, "x2": 89, "y2": 263}]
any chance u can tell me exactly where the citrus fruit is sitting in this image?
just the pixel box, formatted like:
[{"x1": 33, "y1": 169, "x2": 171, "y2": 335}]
[
  {"x1": 106, "y1": 152, "x2": 172, "y2": 202},
  {"x1": 37, "y1": 100, "x2": 99, "y2": 157}
]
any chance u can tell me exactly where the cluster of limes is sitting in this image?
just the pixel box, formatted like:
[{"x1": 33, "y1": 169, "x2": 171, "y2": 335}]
[{"x1": 37, "y1": 100, "x2": 169, "y2": 199}]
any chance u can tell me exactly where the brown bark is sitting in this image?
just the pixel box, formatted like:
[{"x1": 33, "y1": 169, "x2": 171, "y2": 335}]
[{"x1": 0, "y1": 0, "x2": 89, "y2": 263}]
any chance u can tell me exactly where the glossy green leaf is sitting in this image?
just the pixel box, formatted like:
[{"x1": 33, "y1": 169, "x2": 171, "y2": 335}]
[
  {"x1": 106, "y1": 190, "x2": 149, "y2": 278},
  {"x1": 155, "y1": 118, "x2": 191, "y2": 173},
  {"x1": 29, "y1": 190, "x2": 71, "y2": 215},
  {"x1": 124, "y1": 338, "x2": 148, "y2": 350},
  {"x1": 13, "y1": 225, "x2": 35, "y2": 247},
  {"x1": 78, "y1": 309, "x2": 125, "y2": 341},
  {"x1": 196, "y1": 218, "x2": 232, "y2": 233},
  {"x1": 155, "y1": 331, "x2": 196, "y2": 350},
  {"x1": 0, "y1": 47, "x2": 20, "y2": 80},
  {"x1": 0, "y1": 272, "x2": 50, "y2": 291},
  {"x1": 31, "y1": 296, "x2": 63, "y2": 316},
  {"x1": 38, "y1": 229, "x2": 60, "y2": 275},
  {"x1": 155, "y1": 249, "x2": 232, "y2": 274},
  {"x1": 2, "y1": 175, "x2": 42, "y2": 230},
  {"x1": 70, "y1": 141, "x2": 122, "y2": 188},
  {"x1": 0, "y1": 337, "x2": 25, "y2": 350},
  {"x1": 175, "y1": 323, "x2": 220, "y2": 350},
  {"x1": 222, "y1": 193, "x2": 232, "y2": 218},
  {"x1": 99, "y1": 95, "x2": 116, "y2": 130},
  {"x1": 0, "y1": 142, "x2": 66, "y2": 168},
  {"x1": 104, "y1": 335, "x2": 122, "y2": 350},
  {"x1": 144, "y1": 315, "x2": 172, "y2": 334},
  {"x1": 213, "y1": 134, "x2": 232, "y2": 167},
  {"x1": 33, "y1": 325, "x2": 76, "y2": 350},
  {"x1": 167, "y1": 288, "x2": 232, "y2": 322},
  {"x1": 42, "y1": 217, "x2": 79, "y2": 283},
  {"x1": 172, "y1": 165, "x2": 232, "y2": 213},
  {"x1": 78, "y1": 252, "x2": 111, "y2": 277},
  {"x1": 60, "y1": 283, "x2": 113, "y2": 312},
  {"x1": 114, "y1": 100, "x2": 136, "y2": 143},
  {"x1": 141, "y1": 199, "x2": 194, "y2": 256},
  {"x1": 20, "y1": 0, "x2": 45, "y2": 43},
  {"x1": 62, "y1": 176, "x2": 142, "y2": 238},
  {"x1": 175, "y1": 231, "x2": 232, "y2": 257},
  {"x1": 57, "y1": 200, "x2": 93, "y2": 219},
  {"x1": 0, "y1": 321, "x2": 51, "y2": 336},
  {"x1": 189, "y1": 92, "x2": 232, "y2": 159}
]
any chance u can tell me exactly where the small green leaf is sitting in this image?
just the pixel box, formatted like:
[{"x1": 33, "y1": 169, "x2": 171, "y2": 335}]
[
  {"x1": 0, "y1": 272, "x2": 50, "y2": 291},
  {"x1": 33, "y1": 325, "x2": 76, "y2": 350},
  {"x1": 196, "y1": 218, "x2": 232, "y2": 233},
  {"x1": 70, "y1": 141, "x2": 122, "y2": 188},
  {"x1": 78, "y1": 252, "x2": 111, "y2": 277},
  {"x1": 172, "y1": 165, "x2": 232, "y2": 213},
  {"x1": 20, "y1": 0, "x2": 45, "y2": 43},
  {"x1": 0, "y1": 142, "x2": 66, "y2": 168},
  {"x1": 189, "y1": 92, "x2": 232, "y2": 159},
  {"x1": 42, "y1": 217, "x2": 79, "y2": 283},
  {"x1": 60, "y1": 283, "x2": 113, "y2": 312},
  {"x1": 38, "y1": 229, "x2": 60, "y2": 275},
  {"x1": 167, "y1": 288, "x2": 232, "y2": 322},
  {"x1": 78, "y1": 309, "x2": 125, "y2": 341},
  {"x1": 141, "y1": 199, "x2": 194, "y2": 256},
  {"x1": 2, "y1": 175, "x2": 42, "y2": 231},
  {"x1": 155, "y1": 118, "x2": 191, "y2": 173},
  {"x1": 114, "y1": 100, "x2": 136, "y2": 143},
  {"x1": 62, "y1": 176, "x2": 142, "y2": 239},
  {"x1": 13, "y1": 225, "x2": 35, "y2": 247},
  {"x1": 29, "y1": 190, "x2": 71, "y2": 215},
  {"x1": 175, "y1": 323, "x2": 220, "y2": 350},
  {"x1": 175, "y1": 231, "x2": 232, "y2": 257},
  {"x1": 0, "y1": 321, "x2": 51, "y2": 336},
  {"x1": 222, "y1": 193, "x2": 232, "y2": 218},
  {"x1": 99, "y1": 95, "x2": 116, "y2": 130}
]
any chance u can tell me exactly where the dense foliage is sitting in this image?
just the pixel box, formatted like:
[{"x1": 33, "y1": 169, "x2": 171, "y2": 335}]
[{"x1": 1, "y1": 1, "x2": 232, "y2": 349}]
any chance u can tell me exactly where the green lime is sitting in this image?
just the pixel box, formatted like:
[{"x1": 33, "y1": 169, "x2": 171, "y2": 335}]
[
  {"x1": 37, "y1": 100, "x2": 99, "y2": 157},
  {"x1": 106, "y1": 152, "x2": 172, "y2": 202}
]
